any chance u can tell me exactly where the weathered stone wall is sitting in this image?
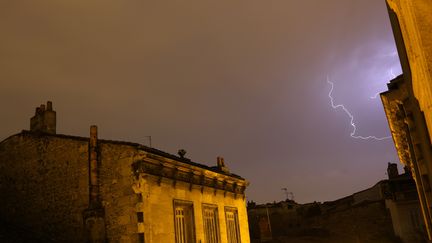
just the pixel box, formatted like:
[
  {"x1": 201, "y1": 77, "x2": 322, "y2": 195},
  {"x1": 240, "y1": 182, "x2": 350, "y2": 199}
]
[
  {"x1": 352, "y1": 182, "x2": 383, "y2": 205},
  {"x1": 249, "y1": 201, "x2": 398, "y2": 243},
  {"x1": 386, "y1": 199, "x2": 426, "y2": 243},
  {"x1": 321, "y1": 201, "x2": 398, "y2": 243},
  {"x1": 0, "y1": 132, "x2": 89, "y2": 242},
  {"x1": 0, "y1": 133, "x2": 143, "y2": 242},
  {"x1": 98, "y1": 142, "x2": 142, "y2": 243}
]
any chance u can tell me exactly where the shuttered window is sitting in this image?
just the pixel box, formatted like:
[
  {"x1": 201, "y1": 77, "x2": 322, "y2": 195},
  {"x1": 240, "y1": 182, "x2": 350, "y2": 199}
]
[
  {"x1": 225, "y1": 207, "x2": 241, "y2": 243},
  {"x1": 202, "y1": 204, "x2": 220, "y2": 243},
  {"x1": 174, "y1": 200, "x2": 195, "y2": 243}
]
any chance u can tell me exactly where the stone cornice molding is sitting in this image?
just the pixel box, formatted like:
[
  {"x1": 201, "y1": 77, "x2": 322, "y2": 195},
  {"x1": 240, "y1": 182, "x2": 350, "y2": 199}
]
[{"x1": 131, "y1": 152, "x2": 248, "y2": 196}]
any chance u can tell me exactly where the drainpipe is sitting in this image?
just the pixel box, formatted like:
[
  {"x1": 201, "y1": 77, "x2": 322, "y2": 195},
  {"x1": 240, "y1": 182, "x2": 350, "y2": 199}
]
[
  {"x1": 89, "y1": 125, "x2": 100, "y2": 208},
  {"x1": 83, "y1": 125, "x2": 106, "y2": 243}
]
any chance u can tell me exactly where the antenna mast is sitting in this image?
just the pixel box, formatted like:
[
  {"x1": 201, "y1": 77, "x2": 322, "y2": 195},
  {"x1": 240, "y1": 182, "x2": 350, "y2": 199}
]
[{"x1": 281, "y1": 188, "x2": 294, "y2": 201}]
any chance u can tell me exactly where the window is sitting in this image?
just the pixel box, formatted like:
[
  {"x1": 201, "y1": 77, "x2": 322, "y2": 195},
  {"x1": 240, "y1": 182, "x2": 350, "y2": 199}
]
[
  {"x1": 138, "y1": 233, "x2": 145, "y2": 243},
  {"x1": 174, "y1": 200, "x2": 196, "y2": 243},
  {"x1": 202, "y1": 204, "x2": 220, "y2": 243},
  {"x1": 225, "y1": 207, "x2": 241, "y2": 243},
  {"x1": 137, "y1": 212, "x2": 144, "y2": 223}
]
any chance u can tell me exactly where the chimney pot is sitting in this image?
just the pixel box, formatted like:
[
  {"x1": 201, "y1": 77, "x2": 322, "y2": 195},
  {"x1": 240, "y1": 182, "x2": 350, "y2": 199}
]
[
  {"x1": 216, "y1": 156, "x2": 230, "y2": 173},
  {"x1": 90, "y1": 125, "x2": 98, "y2": 134},
  {"x1": 90, "y1": 125, "x2": 98, "y2": 146},
  {"x1": 47, "y1": 101, "x2": 53, "y2": 111},
  {"x1": 387, "y1": 162, "x2": 399, "y2": 179},
  {"x1": 30, "y1": 101, "x2": 56, "y2": 134}
]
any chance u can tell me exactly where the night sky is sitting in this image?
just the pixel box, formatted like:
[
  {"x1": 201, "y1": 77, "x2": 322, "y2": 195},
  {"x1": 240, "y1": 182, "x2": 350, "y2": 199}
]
[{"x1": 0, "y1": 0, "x2": 402, "y2": 203}]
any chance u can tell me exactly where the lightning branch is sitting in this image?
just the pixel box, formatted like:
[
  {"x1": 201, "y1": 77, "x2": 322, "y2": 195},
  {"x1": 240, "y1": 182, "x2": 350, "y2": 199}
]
[{"x1": 327, "y1": 77, "x2": 391, "y2": 141}]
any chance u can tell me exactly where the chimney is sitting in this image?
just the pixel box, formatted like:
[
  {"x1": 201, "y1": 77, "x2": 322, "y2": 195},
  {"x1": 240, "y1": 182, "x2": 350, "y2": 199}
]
[
  {"x1": 47, "y1": 101, "x2": 53, "y2": 111},
  {"x1": 387, "y1": 162, "x2": 399, "y2": 179},
  {"x1": 30, "y1": 101, "x2": 56, "y2": 134},
  {"x1": 217, "y1": 156, "x2": 230, "y2": 174}
]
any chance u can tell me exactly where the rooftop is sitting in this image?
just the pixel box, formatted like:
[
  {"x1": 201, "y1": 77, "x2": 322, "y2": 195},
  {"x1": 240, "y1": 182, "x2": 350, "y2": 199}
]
[{"x1": 8, "y1": 130, "x2": 244, "y2": 180}]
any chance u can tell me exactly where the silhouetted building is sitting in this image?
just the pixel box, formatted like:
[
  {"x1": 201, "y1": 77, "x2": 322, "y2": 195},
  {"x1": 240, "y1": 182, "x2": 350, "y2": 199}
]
[
  {"x1": 248, "y1": 163, "x2": 426, "y2": 243},
  {"x1": 381, "y1": 0, "x2": 432, "y2": 240},
  {"x1": 0, "y1": 101, "x2": 250, "y2": 243}
]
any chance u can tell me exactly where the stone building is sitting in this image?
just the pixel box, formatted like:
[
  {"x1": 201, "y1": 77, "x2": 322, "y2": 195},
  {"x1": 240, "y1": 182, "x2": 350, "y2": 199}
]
[
  {"x1": 248, "y1": 163, "x2": 426, "y2": 243},
  {"x1": 381, "y1": 0, "x2": 432, "y2": 239},
  {"x1": 0, "y1": 101, "x2": 250, "y2": 243},
  {"x1": 385, "y1": 163, "x2": 426, "y2": 243},
  {"x1": 248, "y1": 197, "x2": 395, "y2": 243}
]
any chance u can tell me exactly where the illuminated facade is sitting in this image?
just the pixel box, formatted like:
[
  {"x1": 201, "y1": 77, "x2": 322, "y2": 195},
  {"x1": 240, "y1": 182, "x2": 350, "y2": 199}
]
[
  {"x1": 381, "y1": 0, "x2": 432, "y2": 240},
  {"x1": 0, "y1": 101, "x2": 250, "y2": 243}
]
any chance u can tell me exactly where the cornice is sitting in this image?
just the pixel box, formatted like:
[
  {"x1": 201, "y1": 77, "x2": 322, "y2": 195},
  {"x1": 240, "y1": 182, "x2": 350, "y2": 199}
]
[{"x1": 131, "y1": 154, "x2": 248, "y2": 197}]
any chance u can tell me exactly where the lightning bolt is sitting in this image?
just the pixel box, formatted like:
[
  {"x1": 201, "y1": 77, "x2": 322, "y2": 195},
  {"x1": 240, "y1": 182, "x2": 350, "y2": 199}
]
[{"x1": 327, "y1": 77, "x2": 391, "y2": 141}]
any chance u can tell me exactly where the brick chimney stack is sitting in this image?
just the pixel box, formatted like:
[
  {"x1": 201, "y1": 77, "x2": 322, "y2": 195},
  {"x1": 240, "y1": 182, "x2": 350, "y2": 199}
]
[
  {"x1": 30, "y1": 101, "x2": 56, "y2": 134},
  {"x1": 387, "y1": 162, "x2": 399, "y2": 179}
]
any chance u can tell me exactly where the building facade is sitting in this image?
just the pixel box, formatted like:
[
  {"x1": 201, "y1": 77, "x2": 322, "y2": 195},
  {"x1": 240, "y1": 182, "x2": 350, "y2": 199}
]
[
  {"x1": 385, "y1": 163, "x2": 426, "y2": 243},
  {"x1": 381, "y1": 0, "x2": 432, "y2": 240},
  {"x1": 0, "y1": 101, "x2": 250, "y2": 243}
]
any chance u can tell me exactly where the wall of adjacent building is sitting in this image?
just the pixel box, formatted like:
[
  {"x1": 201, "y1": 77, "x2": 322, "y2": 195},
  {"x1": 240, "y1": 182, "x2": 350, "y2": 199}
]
[
  {"x1": 0, "y1": 133, "x2": 89, "y2": 242},
  {"x1": 248, "y1": 200, "x2": 397, "y2": 243},
  {"x1": 352, "y1": 182, "x2": 384, "y2": 205},
  {"x1": 386, "y1": 0, "x2": 432, "y2": 143},
  {"x1": 0, "y1": 132, "x2": 148, "y2": 242},
  {"x1": 385, "y1": 0, "x2": 432, "y2": 239},
  {"x1": 385, "y1": 199, "x2": 426, "y2": 243},
  {"x1": 98, "y1": 142, "x2": 143, "y2": 242}
]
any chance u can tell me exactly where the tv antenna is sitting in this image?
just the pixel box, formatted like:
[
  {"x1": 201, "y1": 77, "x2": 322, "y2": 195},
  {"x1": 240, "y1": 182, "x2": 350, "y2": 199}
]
[
  {"x1": 281, "y1": 188, "x2": 294, "y2": 201},
  {"x1": 143, "y1": 136, "x2": 152, "y2": 147}
]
